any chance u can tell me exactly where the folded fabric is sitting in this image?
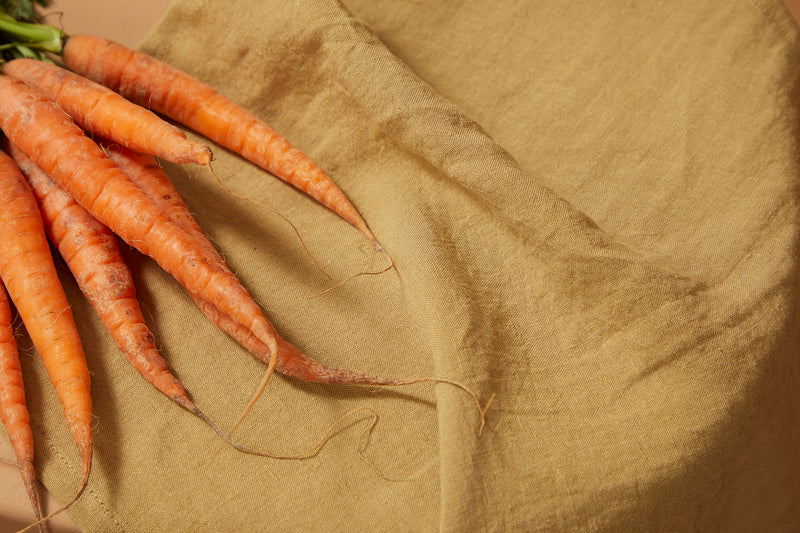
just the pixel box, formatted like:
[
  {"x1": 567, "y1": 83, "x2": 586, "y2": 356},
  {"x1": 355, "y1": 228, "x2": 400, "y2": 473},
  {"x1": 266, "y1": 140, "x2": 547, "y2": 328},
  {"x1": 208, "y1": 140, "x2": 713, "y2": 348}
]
[{"x1": 21, "y1": 0, "x2": 799, "y2": 530}]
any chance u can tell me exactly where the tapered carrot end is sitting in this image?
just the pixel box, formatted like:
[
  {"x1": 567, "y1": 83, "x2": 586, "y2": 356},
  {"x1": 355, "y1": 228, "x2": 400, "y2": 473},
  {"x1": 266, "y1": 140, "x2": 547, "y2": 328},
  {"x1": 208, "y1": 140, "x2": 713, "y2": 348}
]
[
  {"x1": 19, "y1": 460, "x2": 43, "y2": 527},
  {"x1": 352, "y1": 219, "x2": 394, "y2": 268},
  {"x1": 17, "y1": 455, "x2": 92, "y2": 533},
  {"x1": 357, "y1": 223, "x2": 394, "y2": 268},
  {"x1": 351, "y1": 220, "x2": 376, "y2": 247},
  {"x1": 170, "y1": 394, "x2": 197, "y2": 413},
  {"x1": 373, "y1": 239, "x2": 392, "y2": 264},
  {"x1": 194, "y1": 144, "x2": 213, "y2": 166}
]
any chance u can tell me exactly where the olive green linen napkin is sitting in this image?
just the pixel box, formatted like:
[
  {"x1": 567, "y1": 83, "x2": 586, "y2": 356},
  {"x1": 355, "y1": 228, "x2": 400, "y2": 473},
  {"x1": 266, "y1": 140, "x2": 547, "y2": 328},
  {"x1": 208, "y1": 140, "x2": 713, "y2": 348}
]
[{"x1": 16, "y1": 0, "x2": 800, "y2": 530}]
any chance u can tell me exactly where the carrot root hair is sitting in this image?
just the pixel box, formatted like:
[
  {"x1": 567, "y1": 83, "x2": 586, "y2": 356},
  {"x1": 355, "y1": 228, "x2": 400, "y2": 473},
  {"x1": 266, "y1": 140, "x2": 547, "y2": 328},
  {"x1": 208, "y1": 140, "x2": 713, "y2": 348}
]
[
  {"x1": 204, "y1": 163, "x2": 394, "y2": 287},
  {"x1": 233, "y1": 367, "x2": 492, "y2": 439},
  {"x1": 225, "y1": 367, "x2": 492, "y2": 481},
  {"x1": 305, "y1": 254, "x2": 395, "y2": 300},
  {"x1": 17, "y1": 460, "x2": 91, "y2": 533},
  {"x1": 224, "y1": 365, "x2": 375, "y2": 461},
  {"x1": 203, "y1": 378, "x2": 380, "y2": 462},
  {"x1": 204, "y1": 162, "x2": 337, "y2": 282}
]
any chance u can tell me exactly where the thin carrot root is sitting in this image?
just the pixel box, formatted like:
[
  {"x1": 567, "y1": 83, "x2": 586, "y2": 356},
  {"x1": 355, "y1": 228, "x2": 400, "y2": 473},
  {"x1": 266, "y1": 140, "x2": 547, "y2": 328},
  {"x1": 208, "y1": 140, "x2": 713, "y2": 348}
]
[
  {"x1": 204, "y1": 163, "x2": 395, "y2": 287},
  {"x1": 163, "y1": 392, "x2": 315, "y2": 459},
  {"x1": 224, "y1": 365, "x2": 368, "y2": 460},
  {"x1": 305, "y1": 254, "x2": 395, "y2": 300},
  {"x1": 353, "y1": 394, "x2": 495, "y2": 484},
  {"x1": 225, "y1": 367, "x2": 490, "y2": 482},
  {"x1": 233, "y1": 365, "x2": 491, "y2": 438},
  {"x1": 227, "y1": 366, "x2": 274, "y2": 436},
  {"x1": 204, "y1": 388, "x2": 380, "y2": 462},
  {"x1": 224, "y1": 389, "x2": 416, "y2": 483},
  {"x1": 251, "y1": 406, "x2": 379, "y2": 461},
  {"x1": 17, "y1": 463, "x2": 91, "y2": 533},
  {"x1": 352, "y1": 376, "x2": 492, "y2": 436},
  {"x1": 204, "y1": 163, "x2": 337, "y2": 283}
]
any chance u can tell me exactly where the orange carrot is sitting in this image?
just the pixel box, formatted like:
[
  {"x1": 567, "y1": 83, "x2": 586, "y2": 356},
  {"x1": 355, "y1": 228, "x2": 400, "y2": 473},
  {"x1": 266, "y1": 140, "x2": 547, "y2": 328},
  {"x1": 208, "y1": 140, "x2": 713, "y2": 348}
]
[
  {"x1": 7, "y1": 141, "x2": 191, "y2": 405},
  {"x1": 6, "y1": 141, "x2": 307, "y2": 456},
  {"x1": 0, "y1": 147, "x2": 91, "y2": 527},
  {"x1": 0, "y1": 280, "x2": 42, "y2": 529},
  {"x1": 100, "y1": 141, "x2": 227, "y2": 268},
  {"x1": 0, "y1": 73, "x2": 281, "y2": 387},
  {"x1": 102, "y1": 142, "x2": 488, "y2": 433},
  {"x1": 62, "y1": 34, "x2": 384, "y2": 251},
  {"x1": 2, "y1": 57, "x2": 212, "y2": 166},
  {"x1": 101, "y1": 141, "x2": 432, "y2": 384}
]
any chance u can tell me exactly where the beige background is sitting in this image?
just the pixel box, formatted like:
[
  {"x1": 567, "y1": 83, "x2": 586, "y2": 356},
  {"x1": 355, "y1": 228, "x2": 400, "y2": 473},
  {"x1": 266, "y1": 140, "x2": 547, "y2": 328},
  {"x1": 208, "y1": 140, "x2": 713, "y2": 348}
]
[
  {"x1": 787, "y1": 0, "x2": 800, "y2": 20},
  {"x1": 2, "y1": 1, "x2": 800, "y2": 531}
]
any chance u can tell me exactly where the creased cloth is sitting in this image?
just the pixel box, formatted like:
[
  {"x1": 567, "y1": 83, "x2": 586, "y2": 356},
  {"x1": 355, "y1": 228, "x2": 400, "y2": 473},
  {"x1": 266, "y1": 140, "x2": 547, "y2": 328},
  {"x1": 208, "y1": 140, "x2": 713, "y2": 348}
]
[{"x1": 16, "y1": 0, "x2": 800, "y2": 531}]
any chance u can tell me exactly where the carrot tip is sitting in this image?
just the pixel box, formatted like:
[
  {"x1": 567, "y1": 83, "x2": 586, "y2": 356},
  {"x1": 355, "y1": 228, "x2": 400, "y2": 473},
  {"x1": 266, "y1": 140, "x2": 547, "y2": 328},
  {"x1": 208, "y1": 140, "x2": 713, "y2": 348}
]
[
  {"x1": 197, "y1": 147, "x2": 213, "y2": 166},
  {"x1": 17, "y1": 459, "x2": 91, "y2": 533}
]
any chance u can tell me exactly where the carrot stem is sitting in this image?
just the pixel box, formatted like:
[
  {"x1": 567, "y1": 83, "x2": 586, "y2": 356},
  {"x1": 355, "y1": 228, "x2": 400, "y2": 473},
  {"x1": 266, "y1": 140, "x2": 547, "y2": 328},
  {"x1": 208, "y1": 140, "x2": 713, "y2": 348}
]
[{"x1": 0, "y1": 11, "x2": 63, "y2": 55}]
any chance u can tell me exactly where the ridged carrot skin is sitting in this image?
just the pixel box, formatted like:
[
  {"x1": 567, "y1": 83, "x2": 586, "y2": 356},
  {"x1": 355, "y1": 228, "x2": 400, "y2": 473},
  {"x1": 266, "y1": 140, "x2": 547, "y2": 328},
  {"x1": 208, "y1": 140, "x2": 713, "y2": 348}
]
[
  {"x1": 10, "y1": 144, "x2": 344, "y2": 461},
  {"x1": 0, "y1": 74, "x2": 280, "y2": 381},
  {"x1": 62, "y1": 34, "x2": 379, "y2": 246},
  {"x1": 2, "y1": 58, "x2": 212, "y2": 166},
  {"x1": 0, "y1": 280, "x2": 41, "y2": 524},
  {"x1": 8, "y1": 143, "x2": 190, "y2": 405},
  {"x1": 0, "y1": 147, "x2": 92, "y2": 491},
  {"x1": 103, "y1": 142, "x2": 416, "y2": 386},
  {"x1": 101, "y1": 142, "x2": 226, "y2": 266}
]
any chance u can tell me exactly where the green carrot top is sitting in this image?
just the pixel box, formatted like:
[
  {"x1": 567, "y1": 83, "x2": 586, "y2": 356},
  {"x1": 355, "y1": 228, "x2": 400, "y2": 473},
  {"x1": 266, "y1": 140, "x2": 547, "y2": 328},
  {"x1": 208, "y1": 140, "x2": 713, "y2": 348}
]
[{"x1": 0, "y1": 1, "x2": 62, "y2": 62}]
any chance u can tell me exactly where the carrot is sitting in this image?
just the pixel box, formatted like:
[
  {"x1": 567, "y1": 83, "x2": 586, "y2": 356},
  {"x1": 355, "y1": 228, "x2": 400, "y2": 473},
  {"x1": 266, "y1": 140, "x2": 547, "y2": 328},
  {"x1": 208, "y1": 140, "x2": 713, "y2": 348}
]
[
  {"x1": 2, "y1": 58, "x2": 212, "y2": 166},
  {"x1": 0, "y1": 280, "x2": 42, "y2": 530},
  {"x1": 7, "y1": 140, "x2": 332, "y2": 458},
  {"x1": 102, "y1": 141, "x2": 489, "y2": 432},
  {"x1": 9, "y1": 134, "x2": 380, "y2": 466},
  {"x1": 0, "y1": 73, "x2": 412, "y2": 428},
  {"x1": 7, "y1": 141, "x2": 192, "y2": 406},
  {"x1": 100, "y1": 141, "x2": 228, "y2": 268},
  {"x1": 0, "y1": 147, "x2": 91, "y2": 529},
  {"x1": 0, "y1": 73, "x2": 281, "y2": 388},
  {"x1": 61, "y1": 34, "x2": 385, "y2": 252},
  {"x1": 101, "y1": 141, "x2": 431, "y2": 382}
]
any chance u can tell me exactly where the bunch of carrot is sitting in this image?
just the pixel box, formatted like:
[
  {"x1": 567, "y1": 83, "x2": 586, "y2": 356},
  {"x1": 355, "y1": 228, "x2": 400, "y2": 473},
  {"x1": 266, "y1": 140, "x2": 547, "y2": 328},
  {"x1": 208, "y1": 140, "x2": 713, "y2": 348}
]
[{"x1": 0, "y1": 4, "x2": 487, "y2": 532}]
